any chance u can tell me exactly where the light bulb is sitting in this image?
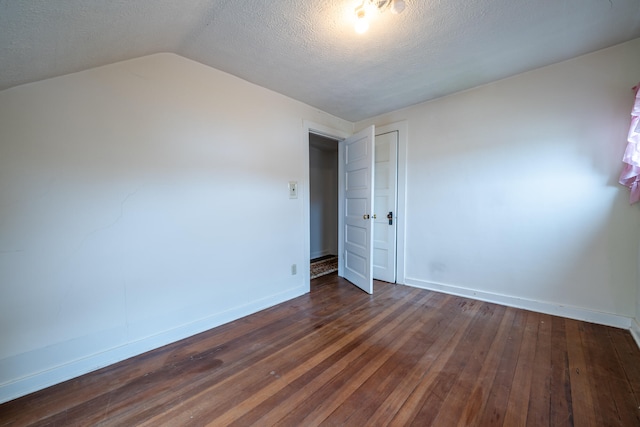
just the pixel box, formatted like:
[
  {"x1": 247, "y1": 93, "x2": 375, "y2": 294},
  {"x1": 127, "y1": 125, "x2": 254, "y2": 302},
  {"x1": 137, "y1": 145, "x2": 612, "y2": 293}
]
[
  {"x1": 355, "y1": 16, "x2": 369, "y2": 33},
  {"x1": 354, "y1": 5, "x2": 369, "y2": 33}
]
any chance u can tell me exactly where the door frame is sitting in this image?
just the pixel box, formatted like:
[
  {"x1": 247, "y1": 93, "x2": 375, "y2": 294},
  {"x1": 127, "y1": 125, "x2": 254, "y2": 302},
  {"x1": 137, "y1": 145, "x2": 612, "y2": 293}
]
[
  {"x1": 302, "y1": 120, "x2": 408, "y2": 290},
  {"x1": 303, "y1": 121, "x2": 349, "y2": 290}
]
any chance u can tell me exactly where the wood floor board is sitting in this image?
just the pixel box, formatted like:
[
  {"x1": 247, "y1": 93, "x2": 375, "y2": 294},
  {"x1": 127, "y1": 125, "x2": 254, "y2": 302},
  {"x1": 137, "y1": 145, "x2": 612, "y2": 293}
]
[
  {"x1": 259, "y1": 289, "x2": 434, "y2": 426},
  {"x1": 609, "y1": 326, "x2": 640, "y2": 405},
  {"x1": 526, "y1": 313, "x2": 552, "y2": 427},
  {"x1": 386, "y1": 298, "x2": 484, "y2": 425},
  {"x1": 320, "y1": 293, "x2": 452, "y2": 426},
  {"x1": 548, "y1": 316, "x2": 574, "y2": 426},
  {"x1": 2, "y1": 274, "x2": 640, "y2": 426},
  {"x1": 503, "y1": 311, "x2": 540, "y2": 426},
  {"x1": 427, "y1": 303, "x2": 509, "y2": 427},
  {"x1": 149, "y1": 285, "x2": 425, "y2": 425},
  {"x1": 408, "y1": 302, "x2": 507, "y2": 425},
  {"x1": 473, "y1": 307, "x2": 527, "y2": 426},
  {"x1": 454, "y1": 306, "x2": 517, "y2": 427},
  {"x1": 588, "y1": 324, "x2": 640, "y2": 426},
  {"x1": 292, "y1": 292, "x2": 436, "y2": 425},
  {"x1": 565, "y1": 320, "x2": 597, "y2": 427},
  {"x1": 361, "y1": 295, "x2": 481, "y2": 426},
  {"x1": 310, "y1": 292, "x2": 450, "y2": 426}
]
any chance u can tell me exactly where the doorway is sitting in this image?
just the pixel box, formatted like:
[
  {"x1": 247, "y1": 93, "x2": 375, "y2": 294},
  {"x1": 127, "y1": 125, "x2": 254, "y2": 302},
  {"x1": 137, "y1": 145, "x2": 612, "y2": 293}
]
[
  {"x1": 309, "y1": 133, "x2": 339, "y2": 279},
  {"x1": 303, "y1": 121, "x2": 407, "y2": 293},
  {"x1": 307, "y1": 130, "x2": 398, "y2": 286}
]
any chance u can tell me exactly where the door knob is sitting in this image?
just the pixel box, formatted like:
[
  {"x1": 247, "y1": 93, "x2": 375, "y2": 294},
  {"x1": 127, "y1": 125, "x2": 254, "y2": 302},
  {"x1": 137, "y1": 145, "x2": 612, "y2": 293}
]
[
  {"x1": 372, "y1": 214, "x2": 377, "y2": 219},
  {"x1": 387, "y1": 211, "x2": 393, "y2": 225},
  {"x1": 363, "y1": 214, "x2": 370, "y2": 220}
]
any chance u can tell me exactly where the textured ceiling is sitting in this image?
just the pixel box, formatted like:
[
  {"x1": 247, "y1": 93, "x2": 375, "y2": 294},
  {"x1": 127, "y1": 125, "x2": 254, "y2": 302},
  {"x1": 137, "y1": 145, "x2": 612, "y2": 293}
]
[{"x1": 1, "y1": 0, "x2": 640, "y2": 121}]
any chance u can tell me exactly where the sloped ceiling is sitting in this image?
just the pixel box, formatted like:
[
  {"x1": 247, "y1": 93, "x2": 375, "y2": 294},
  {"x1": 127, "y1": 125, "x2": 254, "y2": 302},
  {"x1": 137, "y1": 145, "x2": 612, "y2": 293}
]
[{"x1": 1, "y1": 0, "x2": 640, "y2": 122}]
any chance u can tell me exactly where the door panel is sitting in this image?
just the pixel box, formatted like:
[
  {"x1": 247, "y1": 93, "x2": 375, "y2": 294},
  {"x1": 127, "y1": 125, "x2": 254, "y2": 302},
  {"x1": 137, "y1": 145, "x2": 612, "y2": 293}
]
[
  {"x1": 345, "y1": 224, "x2": 367, "y2": 248},
  {"x1": 373, "y1": 131, "x2": 398, "y2": 283},
  {"x1": 342, "y1": 126, "x2": 375, "y2": 294},
  {"x1": 346, "y1": 169, "x2": 369, "y2": 189}
]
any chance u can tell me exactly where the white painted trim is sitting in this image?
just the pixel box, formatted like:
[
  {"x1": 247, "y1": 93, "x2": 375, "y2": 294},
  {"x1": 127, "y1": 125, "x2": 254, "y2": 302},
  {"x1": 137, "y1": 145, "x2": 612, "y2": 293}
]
[
  {"x1": 310, "y1": 249, "x2": 334, "y2": 259},
  {"x1": 338, "y1": 139, "x2": 345, "y2": 278},
  {"x1": 303, "y1": 120, "x2": 351, "y2": 283},
  {"x1": 0, "y1": 285, "x2": 306, "y2": 404},
  {"x1": 372, "y1": 121, "x2": 408, "y2": 285},
  {"x1": 404, "y1": 277, "x2": 633, "y2": 330},
  {"x1": 631, "y1": 318, "x2": 640, "y2": 350}
]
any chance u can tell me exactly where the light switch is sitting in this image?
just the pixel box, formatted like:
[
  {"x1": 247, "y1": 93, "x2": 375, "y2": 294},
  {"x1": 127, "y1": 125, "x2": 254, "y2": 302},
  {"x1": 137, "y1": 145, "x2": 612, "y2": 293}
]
[{"x1": 289, "y1": 181, "x2": 298, "y2": 199}]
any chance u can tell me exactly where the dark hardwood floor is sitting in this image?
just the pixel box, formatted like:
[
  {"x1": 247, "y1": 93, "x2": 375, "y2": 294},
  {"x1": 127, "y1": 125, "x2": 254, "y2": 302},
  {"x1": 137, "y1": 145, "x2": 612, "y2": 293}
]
[{"x1": 2, "y1": 274, "x2": 640, "y2": 426}]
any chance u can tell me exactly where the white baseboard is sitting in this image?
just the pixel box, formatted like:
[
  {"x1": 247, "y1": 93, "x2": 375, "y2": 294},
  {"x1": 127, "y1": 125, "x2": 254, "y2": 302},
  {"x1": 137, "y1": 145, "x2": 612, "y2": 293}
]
[
  {"x1": 310, "y1": 249, "x2": 335, "y2": 259},
  {"x1": 631, "y1": 318, "x2": 640, "y2": 350},
  {"x1": 0, "y1": 285, "x2": 307, "y2": 404},
  {"x1": 404, "y1": 277, "x2": 633, "y2": 330}
]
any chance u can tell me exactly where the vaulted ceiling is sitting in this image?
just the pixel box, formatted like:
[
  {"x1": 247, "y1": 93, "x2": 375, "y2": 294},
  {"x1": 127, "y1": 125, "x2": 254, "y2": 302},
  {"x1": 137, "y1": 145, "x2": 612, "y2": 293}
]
[{"x1": 1, "y1": 0, "x2": 640, "y2": 121}]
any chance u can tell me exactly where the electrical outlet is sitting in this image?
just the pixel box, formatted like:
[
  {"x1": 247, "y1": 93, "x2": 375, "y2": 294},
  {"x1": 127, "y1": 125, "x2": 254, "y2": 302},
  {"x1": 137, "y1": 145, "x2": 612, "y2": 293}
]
[{"x1": 291, "y1": 264, "x2": 297, "y2": 275}]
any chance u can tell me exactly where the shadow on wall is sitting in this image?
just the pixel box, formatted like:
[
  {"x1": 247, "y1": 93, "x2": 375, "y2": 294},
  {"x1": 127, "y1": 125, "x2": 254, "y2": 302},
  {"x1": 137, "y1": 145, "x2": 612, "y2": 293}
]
[{"x1": 405, "y1": 130, "x2": 639, "y2": 317}]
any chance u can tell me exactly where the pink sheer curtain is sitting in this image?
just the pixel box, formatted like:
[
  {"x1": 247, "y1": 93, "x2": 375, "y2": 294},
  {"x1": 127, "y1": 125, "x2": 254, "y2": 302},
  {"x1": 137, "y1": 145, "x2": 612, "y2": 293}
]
[{"x1": 619, "y1": 83, "x2": 640, "y2": 204}]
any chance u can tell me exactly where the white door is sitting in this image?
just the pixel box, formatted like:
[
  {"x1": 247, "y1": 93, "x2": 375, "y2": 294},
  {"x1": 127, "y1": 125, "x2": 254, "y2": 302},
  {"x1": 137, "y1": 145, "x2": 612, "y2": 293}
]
[
  {"x1": 341, "y1": 126, "x2": 375, "y2": 294},
  {"x1": 373, "y1": 131, "x2": 398, "y2": 283}
]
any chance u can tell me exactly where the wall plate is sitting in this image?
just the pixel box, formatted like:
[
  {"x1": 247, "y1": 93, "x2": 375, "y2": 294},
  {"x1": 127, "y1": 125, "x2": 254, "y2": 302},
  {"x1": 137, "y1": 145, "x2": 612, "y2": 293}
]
[{"x1": 289, "y1": 181, "x2": 298, "y2": 199}]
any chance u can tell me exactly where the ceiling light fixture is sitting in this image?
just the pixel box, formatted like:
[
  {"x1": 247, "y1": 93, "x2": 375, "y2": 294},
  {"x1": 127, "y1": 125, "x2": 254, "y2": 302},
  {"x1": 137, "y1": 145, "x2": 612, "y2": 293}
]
[{"x1": 354, "y1": 0, "x2": 406, "y2": 33}]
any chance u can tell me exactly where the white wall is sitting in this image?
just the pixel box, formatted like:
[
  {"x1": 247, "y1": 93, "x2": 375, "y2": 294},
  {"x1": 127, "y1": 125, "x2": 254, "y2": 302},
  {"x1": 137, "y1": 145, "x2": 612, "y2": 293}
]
[
  {"x1": 309, "y1": 141, "x2": 338, "y2": 259},
  {"x1": 0, "y1": 53, "x2": 352, "y2": 402},
  {"x1": 357, "y1": 38, "x2": 640, "y2": 327}
]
